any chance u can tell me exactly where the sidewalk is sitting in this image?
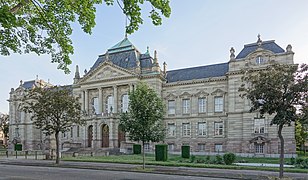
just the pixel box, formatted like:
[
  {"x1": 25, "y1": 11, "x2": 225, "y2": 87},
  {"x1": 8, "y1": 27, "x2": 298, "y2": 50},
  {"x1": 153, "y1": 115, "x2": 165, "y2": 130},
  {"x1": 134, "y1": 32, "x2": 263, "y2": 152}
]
[{"x1": 0, "y1": 158, "x2": 307, "y2": 180}]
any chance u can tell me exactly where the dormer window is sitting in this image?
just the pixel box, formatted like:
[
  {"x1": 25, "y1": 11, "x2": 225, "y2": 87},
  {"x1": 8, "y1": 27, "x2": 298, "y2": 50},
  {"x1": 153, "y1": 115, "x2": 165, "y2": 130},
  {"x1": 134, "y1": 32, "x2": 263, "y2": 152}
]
[{"x1": 256, "y1": 56, "x2": 264, "y2": 65}]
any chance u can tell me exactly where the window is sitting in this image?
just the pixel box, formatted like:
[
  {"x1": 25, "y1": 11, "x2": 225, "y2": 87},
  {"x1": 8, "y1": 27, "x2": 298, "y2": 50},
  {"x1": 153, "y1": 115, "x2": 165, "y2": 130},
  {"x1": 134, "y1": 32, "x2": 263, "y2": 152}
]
[
  {"x1": 106, "y1": 96, "x2": 114, "y2": 113},
  {"x1": 215, "y1": 144, "x2": 223, "y2": 152},
  {"x1": 92, "y1": 97, "x2": 99, "y2": 114},
  {"x1": 70, "y1": 127, "x2": 73, "y2": 138},
  {"x1": 15, "y1": 128, "x2": 20, "y2": 137},
  {"x1": 121, "y1": 94, "x2": 129, "y2": 112},
  {"x1": 198, "y1": 122, "x2": 207, "y2": 136},
  {"x1": 76, "y1": 126, "x2": 80, "y2": 137},
  {"x1": 214, "y1": 96, "x2": 223, "y2": 112},
  {"x1": 182, "y1": 123, "x2": 191, "y2": 136},
  {"x1": 254, "y1": 119, "x2": 265, "y2": 134},
  {"x1": 144, "y1": 143, "x2": 150, "y2": 151},
  {"x1": 182, "y1": 99, "x2": 190, "y2": 114},
  {"x1": 256, "y1": 56, "x2": 264, "y2": 65},
  {"x1": 198, "y1": 143, "x2": 206, "y2": 151},
  {"x1": 214, "y1": 122, "x2": 223, "y2": 136},
  {"x1": 168, "y1": 100, "x2": 175, "y2": 115},
  {"x1": 168, "y1": 144, "x2": 175, "y2": 151},
  {"x1": 198, "y1": 98, "x2": 206, "y2": 113},
  {"x1": 255, "y1": 144, "x2": 264, "y2": 153},
  {"x1": 167, "y1": 123, "x2": 176, "y2": 137}
]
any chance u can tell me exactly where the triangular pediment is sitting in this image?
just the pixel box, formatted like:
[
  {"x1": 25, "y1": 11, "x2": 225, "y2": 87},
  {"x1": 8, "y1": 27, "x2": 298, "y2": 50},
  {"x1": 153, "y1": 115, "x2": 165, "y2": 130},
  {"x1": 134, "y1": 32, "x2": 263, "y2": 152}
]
[{"x1": 79, "y1": 61, "x2": 136, "y2": 83}]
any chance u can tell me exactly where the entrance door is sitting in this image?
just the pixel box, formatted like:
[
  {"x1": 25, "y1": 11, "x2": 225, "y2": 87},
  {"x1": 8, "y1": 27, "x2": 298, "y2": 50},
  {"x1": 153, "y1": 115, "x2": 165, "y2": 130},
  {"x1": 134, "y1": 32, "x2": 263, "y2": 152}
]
[
  {"x1": 88, "y1": 125, "x2": 93, "y2": 147},
  {"x1": 118, "y1": 125, "x2": 125, "y2": 148},
  {"x1": 101, "y1": 124, "x2": 109, "y2": 148}
]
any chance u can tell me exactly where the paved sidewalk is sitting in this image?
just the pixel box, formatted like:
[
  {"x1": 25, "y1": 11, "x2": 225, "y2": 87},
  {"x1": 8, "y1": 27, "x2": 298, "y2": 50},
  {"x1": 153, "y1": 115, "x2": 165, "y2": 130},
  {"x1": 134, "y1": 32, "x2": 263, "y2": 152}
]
[{"x1": 0, "y1": 159, "x2": 307, "y2": 180}]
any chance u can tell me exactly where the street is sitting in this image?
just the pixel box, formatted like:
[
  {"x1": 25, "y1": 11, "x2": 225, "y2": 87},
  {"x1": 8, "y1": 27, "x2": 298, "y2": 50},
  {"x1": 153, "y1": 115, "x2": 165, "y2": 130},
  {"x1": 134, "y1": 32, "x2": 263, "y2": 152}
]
[{"x1": 0, "y1": 164, "x2": 232, "y2": 180}]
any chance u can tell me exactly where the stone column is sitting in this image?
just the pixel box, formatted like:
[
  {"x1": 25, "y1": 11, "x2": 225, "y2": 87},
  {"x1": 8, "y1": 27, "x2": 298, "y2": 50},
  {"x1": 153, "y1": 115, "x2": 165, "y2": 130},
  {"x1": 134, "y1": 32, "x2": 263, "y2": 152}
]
[
  {"x1": 81, "y1": 91, "x2": 85, "y2": 112},
  {"x1": 113, "y1": 86, "x2": 118, "y2": 114},
  {"x1": 98, "y1": 88, "x2": 103, "y2": 115},
  {"x1": 84, "y1": 90, "x2": 89, "y2": 114},
  {"x1": 109, "y1": 120, "x2": 114, "y2": 148}
]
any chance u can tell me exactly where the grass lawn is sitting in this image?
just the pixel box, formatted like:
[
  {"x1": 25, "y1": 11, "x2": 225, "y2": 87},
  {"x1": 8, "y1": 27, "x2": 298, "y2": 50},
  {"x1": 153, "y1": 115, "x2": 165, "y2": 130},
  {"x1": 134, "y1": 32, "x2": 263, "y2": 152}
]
[{"x1": 62, "y1": 154, "x2": 308, "y2": 173}]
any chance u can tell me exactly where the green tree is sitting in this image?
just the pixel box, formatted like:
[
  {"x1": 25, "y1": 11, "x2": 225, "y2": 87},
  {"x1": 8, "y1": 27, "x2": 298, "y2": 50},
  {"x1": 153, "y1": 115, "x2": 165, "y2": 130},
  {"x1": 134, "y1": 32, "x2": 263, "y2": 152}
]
[
  {"x1": 119, "y1": 83, "x2": 165, "y2": 169},
  {"x1": 22, "y1": 86, "x2": 84, "y2": 164},
  {"x1": 239, "y1": 63, "x2": 308, "y2": 178},
  {"x1": 0, "y1": 113, "x2": 9, "y2": 146},
  {"x1": 0, "y1": 0, "x2": 171, "y2": 73},
  {"x1": 295, "y1": 120, "x2": 307, "y2": 151}
]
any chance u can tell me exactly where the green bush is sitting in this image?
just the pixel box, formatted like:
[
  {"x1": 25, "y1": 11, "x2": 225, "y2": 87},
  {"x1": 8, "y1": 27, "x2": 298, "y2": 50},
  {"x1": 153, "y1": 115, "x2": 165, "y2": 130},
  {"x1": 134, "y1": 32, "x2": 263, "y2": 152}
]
[
  {"x1": 205, "y1": 155, "x2": 211, "y2": 163},
  {"x1": 215, "y1": 154, "x2": 223, "y2": 164},
  {"x1": 181, "y1": 145, "x2": 190, "y2": 158},
  {"x1": 133, "y1": 144, "x2": 141, "y2": 154},
  {"x1": 294, "y1": 158, "x2": 308, "y2": 169},
  {"x1": 223, "y1": 153, "x2": 236, "y2": 165},
  {"x1": 14, "y1": 144, "x2": 22, "y2": 151},
  {"x1": 155, "y1": 144, "x2": 168, "y2": 161},
  {"x1": 190, "y1": 155, "x2": 196, "y2": 163}
]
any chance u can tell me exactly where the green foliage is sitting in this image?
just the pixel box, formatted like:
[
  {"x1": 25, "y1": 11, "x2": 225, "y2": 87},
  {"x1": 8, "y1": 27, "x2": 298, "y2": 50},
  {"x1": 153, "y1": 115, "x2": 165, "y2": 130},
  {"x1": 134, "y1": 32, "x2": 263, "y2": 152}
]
[
  {"x1": 223, "y1": 153, "x2": 236, "y2": 165},
  {"x1": 189, "y1": 155, "x2": 196, "y2": 163},
  {"x1": 133, "y1": 144, "x2": 141, "y2": 154},
  {"x1": 119, "y1": 83, "x2": 165, "y2": 143},
  {"x1": 155, "y1": 144, "x2": 168, "y2": 161},
  {"x1": 22, "y1": 86, "x2": 84, "y2": 164},
  {"x1": 215, "y1": 154, "x2": 223, "y2": 164},
  {"x1": 181, "y1": 145, "x2": 190, "y2": 158},
  {"x1": 0, "y1": 0, "x2": 171, "y2": 73},
  {"x1": 0, "y1": 114, "x2": 9, "y2": 138},
  {"x1": 295, "y1": 120, "x2": 308, "y2": 150},
  {"x1": 289, "y1": 157, "x2": 308, "y2": 169}
]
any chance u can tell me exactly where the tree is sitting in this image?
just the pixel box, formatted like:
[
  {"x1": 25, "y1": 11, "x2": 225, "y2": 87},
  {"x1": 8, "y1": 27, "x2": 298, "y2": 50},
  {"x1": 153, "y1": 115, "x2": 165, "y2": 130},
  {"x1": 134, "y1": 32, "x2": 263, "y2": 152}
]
[
  {"x1": 239, "y1": 63, "x2": 307, "y2": 178},
  {"x1": 22, "y1": 86, "x2": 84, "y2": 164},
  {"x1": 0, "y1": 0, "x2": 171, "y2": 73},
  {"x1": 119, "y1": 83, "x2": 165, "y2": 169},
  {"x1": 295, "y1": 120, "x2": 307, "y2": 151},
  {"x1": 0, "y1": 113, "x2": 9, "y2": 146}
]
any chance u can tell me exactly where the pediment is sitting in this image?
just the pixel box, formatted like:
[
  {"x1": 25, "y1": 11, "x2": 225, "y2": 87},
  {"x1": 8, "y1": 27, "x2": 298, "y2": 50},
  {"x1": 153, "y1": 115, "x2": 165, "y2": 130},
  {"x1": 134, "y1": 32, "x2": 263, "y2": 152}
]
[
  {"x1": 249, "y1": 136, "x2": 270, "y2": 144},
  {"x1": 211, "y1": 88, "x2": 226, "y2": 96},
  {"x1": 79, "y1": 62, "x2": 136, "y2": 83},
  {"x1": 179, "y1": 91, "x2": 192, "y2": 98},
  {"x1": 165, "y1": 92, "x2": 177, "y2": 100},
  {"x1": 194, "y1": 90, "x2": 209, "y2": 97}
]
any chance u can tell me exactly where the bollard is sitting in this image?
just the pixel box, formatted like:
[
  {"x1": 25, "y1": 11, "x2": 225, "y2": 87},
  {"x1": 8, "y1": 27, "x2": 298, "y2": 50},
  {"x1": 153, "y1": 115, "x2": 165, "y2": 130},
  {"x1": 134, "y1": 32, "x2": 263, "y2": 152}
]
[
  {"x1": 35, "y1": 151, "x2": 37, "y2": 160},
  {"x1": 6, "y1": 150, "x2": 8, "y2": 158},
  {"x1": 25, "y1": 150, "x2": 28, "y2": 159},
  {"x1": 15, "y1": 151, "x2": 17, "y2": 159}
]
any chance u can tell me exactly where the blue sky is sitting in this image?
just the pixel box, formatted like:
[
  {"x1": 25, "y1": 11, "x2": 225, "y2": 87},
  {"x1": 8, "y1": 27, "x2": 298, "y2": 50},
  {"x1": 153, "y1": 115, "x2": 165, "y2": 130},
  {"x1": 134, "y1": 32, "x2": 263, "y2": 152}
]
[{"x1": 1, "y1": 0, "x2": 307, "y2": 113}]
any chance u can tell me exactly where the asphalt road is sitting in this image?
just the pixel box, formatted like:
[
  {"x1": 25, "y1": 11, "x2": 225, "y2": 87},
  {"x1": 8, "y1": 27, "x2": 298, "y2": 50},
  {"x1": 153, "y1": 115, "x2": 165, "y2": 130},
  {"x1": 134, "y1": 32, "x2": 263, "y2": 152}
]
[{"x1": 0, "y1": 164, "x2": 232, "y2": 180}]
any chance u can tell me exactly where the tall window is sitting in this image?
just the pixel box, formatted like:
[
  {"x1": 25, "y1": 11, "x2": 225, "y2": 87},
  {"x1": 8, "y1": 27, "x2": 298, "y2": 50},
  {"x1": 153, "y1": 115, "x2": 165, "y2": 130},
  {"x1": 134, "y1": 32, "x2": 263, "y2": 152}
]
[
  {"x1": 254, "y1": 119, "x2": 265, "y2": 133},
  {"x1": 106, "y1": 96, "x2": 114, "y2": 113},
  {"x1": 255, "y1": 144, "x2": 264, "y2": 153},
  {"x1": 168, "y1": 144, "x2": 175, "y2": 151},
  {"x1": 214, "y1": 122, "x2": 223, "y2": 136},
  {"x1": 121, "y1": 94, "x2": 129, "y2": 112},
  {"x1": 182, "y1": 123, "x2": 191, "y2": 136},
  {"x1": 144, "y1": 143, "x2": 150, "y2": 151},
  {"x1": 214, "y1": 96, "x2": 223, "y2": 112},
  {"x1": 182, "y1": 99, "x2": 190, "y2": 114},
  {"x1": 198, "y1": 122, "x2": 207, "y2": 136},
  {"x1": 92, "y1": 97, "x2": 99, "y2": 114},
  {"x1": 198, "y1": 143, "x2": 206, "y2": 151},
  {"x1": 198, "y1": 98, "x2": 206, "y2": 113},
  {"x1": 167, "y1": 123, "x2": 176, "y2": 137},
  {"x1": 15, "y1": 128, "x2": 20, "y2": 137},
  {"x1": 215, "y1": 144, "x2": 223, "y2": 152},
  {"x1": 168, "y1": 100, "x2": 175, "y2": 115},
  {"x1": 76, "y1": 126, "x2": 80, "y2": 137},
  {"x1": 256, "y1": 56, "x2": 264, "y2": 65}
]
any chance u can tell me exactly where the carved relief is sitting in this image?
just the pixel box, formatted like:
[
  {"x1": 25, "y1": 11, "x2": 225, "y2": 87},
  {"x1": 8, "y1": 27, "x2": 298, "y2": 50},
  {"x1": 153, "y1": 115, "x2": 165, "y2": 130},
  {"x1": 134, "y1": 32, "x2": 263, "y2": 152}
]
[{"x1": 90, "y1": 67, "x2": 125, "y2": 81}]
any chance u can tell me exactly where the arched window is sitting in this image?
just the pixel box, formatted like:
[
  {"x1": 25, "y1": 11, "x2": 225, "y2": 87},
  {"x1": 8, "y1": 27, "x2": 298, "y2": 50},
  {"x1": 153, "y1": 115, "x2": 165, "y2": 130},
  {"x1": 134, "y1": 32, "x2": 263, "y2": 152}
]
[
  {"x1": 92, "y1": 97, "x2": 99, "y2": 114},
  {"x1": 256, "y1": 56, "x2": 263, "y2": 65},
  {"x1": 106, "y1": 96, "x2": 114, "y2": 113},
  {"x1": 121, "y1": 94, "x2": 129, "y2": 112}
]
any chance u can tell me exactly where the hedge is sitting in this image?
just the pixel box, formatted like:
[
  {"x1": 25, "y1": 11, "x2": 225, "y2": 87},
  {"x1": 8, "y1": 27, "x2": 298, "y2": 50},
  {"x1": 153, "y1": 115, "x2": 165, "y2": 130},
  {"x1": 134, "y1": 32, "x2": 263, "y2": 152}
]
[
  {"x1": 133, "y1": 144, "x2": 141, "y2": 154},
  {"x1": 181, "y1": 145, "x2": 190, "y2": 158},
  {"x1": 155, "y1": 144, "x2": 168, "y2": 161}
]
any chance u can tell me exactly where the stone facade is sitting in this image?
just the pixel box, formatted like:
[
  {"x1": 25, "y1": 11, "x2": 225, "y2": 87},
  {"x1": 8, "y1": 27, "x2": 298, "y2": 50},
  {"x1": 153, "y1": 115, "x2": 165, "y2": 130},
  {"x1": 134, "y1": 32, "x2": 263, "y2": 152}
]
[{"x1": 8, "y1": 36, "x2": 296, "y2": 157}]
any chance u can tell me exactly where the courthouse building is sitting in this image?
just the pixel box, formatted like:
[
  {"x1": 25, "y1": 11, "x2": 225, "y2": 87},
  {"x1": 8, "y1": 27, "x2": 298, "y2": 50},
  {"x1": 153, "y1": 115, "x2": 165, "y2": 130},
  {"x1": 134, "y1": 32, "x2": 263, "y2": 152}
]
[{"x1": 8, "y1": 36, "x2": 296, "y2": 157}]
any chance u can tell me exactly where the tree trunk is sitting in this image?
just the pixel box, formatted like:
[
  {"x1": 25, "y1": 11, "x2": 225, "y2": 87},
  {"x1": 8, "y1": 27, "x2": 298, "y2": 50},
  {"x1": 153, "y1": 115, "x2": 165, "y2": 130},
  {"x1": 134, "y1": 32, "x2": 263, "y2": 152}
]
[
  {"x1": 278, "y1": 124, "x2": 284, "y2": 179},
  {"x1": 55, "y1": 131, "x2": 60, "y2": 164},
  {"x1": 142, "y1": 141, "x2": 145, "y2": 169}
]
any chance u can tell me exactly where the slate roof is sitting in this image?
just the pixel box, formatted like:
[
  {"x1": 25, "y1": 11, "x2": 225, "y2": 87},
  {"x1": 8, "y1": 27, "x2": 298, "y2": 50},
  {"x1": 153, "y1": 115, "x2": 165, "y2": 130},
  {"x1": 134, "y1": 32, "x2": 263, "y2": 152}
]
[
  {"x1": 236, "y1": 40, "x2": 285, "y2": 59},
  {"x1": 166, "y1": 62, "x2": 229, "y2": 83},
  {"x1": 108, "y1": 37, "x2": 135, "y2": 54},
  {"x1": 22, "y1": 80, "x2": 36, "y2": 89}
]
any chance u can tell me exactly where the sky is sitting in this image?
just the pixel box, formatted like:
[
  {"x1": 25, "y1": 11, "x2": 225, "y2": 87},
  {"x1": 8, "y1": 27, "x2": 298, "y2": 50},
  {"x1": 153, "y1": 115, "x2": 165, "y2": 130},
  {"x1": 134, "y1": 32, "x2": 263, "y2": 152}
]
[{"x1": 0, "y1": 0, "x2": 307, "y2": 114}]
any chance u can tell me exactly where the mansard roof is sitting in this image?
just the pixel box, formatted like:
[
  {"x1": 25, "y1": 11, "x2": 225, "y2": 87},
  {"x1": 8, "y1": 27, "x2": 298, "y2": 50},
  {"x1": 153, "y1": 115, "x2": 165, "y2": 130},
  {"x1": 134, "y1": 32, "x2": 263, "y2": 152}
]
[
  {"x1": 89, "y1": 38, "x2": 154, "y2": 72},
  {"x1": 236, "y1": 40, "x2": 285, "y2": 59},
  {"x1": 166, "y1": 62, "x2": 229, "y2": 83},
  {"x1": 22, "y1": 80, "x2": 36, "y2": 89}
]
